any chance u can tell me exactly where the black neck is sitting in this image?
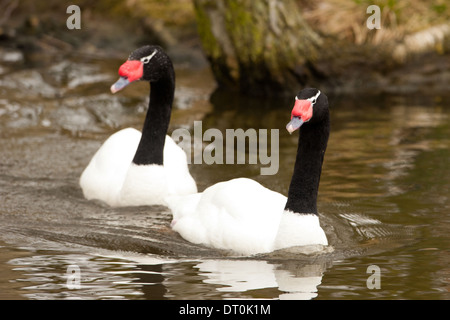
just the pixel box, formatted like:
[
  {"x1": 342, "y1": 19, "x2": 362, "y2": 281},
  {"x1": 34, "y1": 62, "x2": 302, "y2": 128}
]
[
  {"x1": 132, "y1": 73, "x2": 175, "y2": 166},
  {"x1": 284, "y1": 114, "x2": 330, "y2": 214}
]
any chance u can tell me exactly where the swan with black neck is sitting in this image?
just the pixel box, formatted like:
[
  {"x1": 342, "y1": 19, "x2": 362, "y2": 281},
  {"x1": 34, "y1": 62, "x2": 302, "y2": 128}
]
[
  {"x1": 168, "y1": 88, "x2": 329, "y2": 255},
  {"x1": 80, "y1": 45, "x2": 197, "y2": 207}
]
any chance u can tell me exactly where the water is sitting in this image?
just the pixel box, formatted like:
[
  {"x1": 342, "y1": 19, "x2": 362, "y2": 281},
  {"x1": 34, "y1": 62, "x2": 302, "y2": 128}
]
[{"x1": 0, "y1": 47, "x2": 449, "y2": 300}]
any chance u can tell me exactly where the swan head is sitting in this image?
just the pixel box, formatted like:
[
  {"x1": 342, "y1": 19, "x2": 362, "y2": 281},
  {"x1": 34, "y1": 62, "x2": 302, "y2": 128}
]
[
  {"x1": 110, "y1": 45, "x2": 173, "y2": 93},
  {"x1": 286, "y1": 88, "x2": 328, "y2": 133}
]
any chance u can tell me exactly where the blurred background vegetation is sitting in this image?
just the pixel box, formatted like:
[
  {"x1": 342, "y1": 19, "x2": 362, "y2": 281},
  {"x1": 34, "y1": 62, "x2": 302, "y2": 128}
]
[{"x1": 0, "y1": 0, "x2": 449, "y2": 95}]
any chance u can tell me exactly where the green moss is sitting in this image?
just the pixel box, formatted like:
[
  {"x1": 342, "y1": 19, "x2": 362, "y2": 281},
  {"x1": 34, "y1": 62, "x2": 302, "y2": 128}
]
[
  {"x1": 193, "y1": 3, "x2": 222, "y2": 60},
  {"x1": 432, "y1": 3, "x2": 447, "y2": 15},
  {"x1": 224, "y1": 0, "x2": 264, "y2": 64}
]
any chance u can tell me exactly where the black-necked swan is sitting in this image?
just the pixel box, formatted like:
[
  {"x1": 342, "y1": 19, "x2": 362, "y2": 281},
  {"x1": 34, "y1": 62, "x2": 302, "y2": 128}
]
[
  {"x1": 80, "y1": 45, "x2": 197, "y2": 206},
  {"x1": 168, "y1": 88, "x2": 329, "y2": 255}
]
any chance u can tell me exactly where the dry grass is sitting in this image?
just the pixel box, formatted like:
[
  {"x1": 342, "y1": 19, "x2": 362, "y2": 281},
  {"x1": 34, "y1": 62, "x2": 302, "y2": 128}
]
[
  {"x1": 300, "y1": 0, "x2": 450, "y2": 45},
  {"x1": 126, "y1": 0, "x2": 195, "y2": 26}
]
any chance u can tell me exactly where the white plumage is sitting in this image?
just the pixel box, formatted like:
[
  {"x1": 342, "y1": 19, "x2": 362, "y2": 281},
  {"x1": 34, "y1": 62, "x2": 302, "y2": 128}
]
[
  {"x1": 168, "y1": 178, "x2": 327, "y2": 255},
  {"x1": 168, "y1": 88, "x2": 331, "y2": 256},
  {"x1": 80, "y1": 128, "x2": 197, "y2": 207}
]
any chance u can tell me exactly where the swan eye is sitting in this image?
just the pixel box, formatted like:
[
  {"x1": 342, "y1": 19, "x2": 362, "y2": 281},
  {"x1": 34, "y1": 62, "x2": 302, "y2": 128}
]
[{"x1": 140, "y1": 50, "x2": 158, "y2": 64}]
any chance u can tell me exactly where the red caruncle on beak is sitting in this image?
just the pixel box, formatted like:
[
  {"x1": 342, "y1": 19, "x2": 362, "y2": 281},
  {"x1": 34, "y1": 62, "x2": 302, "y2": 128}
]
[
  {"x1": 291, "y1": 99, "x2": 313, "y2": 122},
  {"x1": 118, "y1": 60, "x2": 143, "y2": 83}
]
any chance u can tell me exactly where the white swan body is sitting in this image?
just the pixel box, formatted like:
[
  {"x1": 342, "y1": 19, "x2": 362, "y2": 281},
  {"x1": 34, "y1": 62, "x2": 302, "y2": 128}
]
[
  {"x1": 80, "y1": 46, "x2": 198, "y2": 207},
  {"x1": 168, "y1": 178, "x2": 327, "y2": 255},
  {"x1": 80, "y1": 127, "x2": 197, "y2": 207},
  {"x1": 168, "y1": 88, "x2": 330, "y2": 256}
]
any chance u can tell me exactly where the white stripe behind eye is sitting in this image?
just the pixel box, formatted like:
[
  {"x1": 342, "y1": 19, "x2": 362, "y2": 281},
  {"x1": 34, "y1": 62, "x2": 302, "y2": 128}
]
[
  {"x1": 307, "y1": 90, "x2": 321, "y2": 105},
  {"x1": 140, "y1": 50, "x2": 158, "y2": 64}
]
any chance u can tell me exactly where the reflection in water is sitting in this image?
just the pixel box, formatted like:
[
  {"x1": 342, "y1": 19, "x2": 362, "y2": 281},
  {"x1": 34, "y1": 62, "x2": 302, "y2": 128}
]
[
  {"x1": 7, "y1": 251, "x2": 144, "y2": 300},
  {"x1": 5, "y1": 247, "x2": 328, "y2": 300},
  {"x1": 196, "y1": 260, "x2": 325, "y2": 299}
]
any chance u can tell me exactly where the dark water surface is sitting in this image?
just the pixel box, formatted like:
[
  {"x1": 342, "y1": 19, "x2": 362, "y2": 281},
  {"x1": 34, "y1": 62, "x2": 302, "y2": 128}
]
[{"x1": 0, "y1": 48, "x2": 449, "y2": 300}]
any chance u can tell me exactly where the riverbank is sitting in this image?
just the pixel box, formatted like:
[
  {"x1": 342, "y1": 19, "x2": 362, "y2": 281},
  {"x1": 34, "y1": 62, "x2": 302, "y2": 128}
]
[{"x1": 0, "y1": 0, "x2": 448, "y2": 95}]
